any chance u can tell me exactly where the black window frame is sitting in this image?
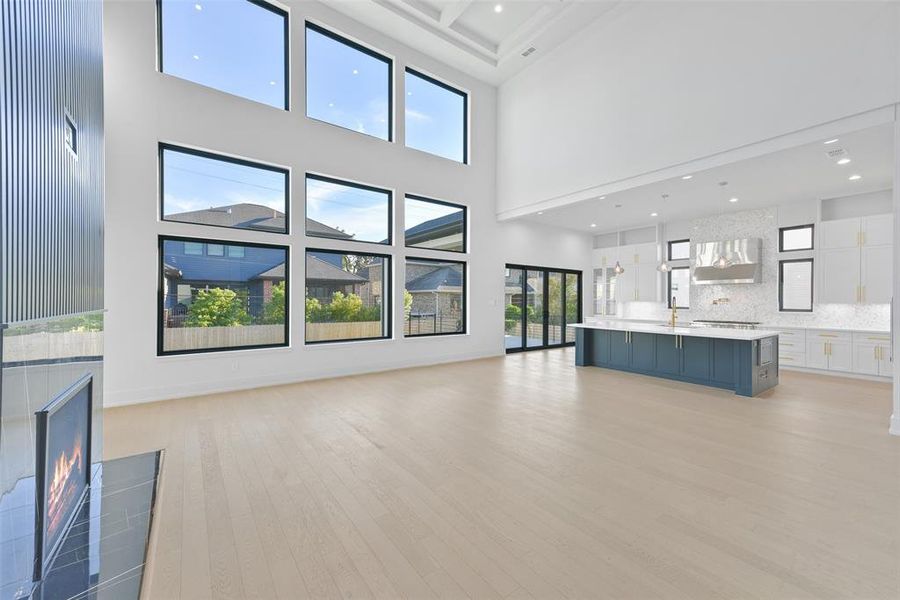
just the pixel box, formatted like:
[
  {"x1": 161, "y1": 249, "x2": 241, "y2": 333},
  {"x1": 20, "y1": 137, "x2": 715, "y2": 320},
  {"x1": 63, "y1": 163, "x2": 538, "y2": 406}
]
[
  {"x1": 778, "y1": 258, "x2": 814, "y2": 313},
  {"x1": 404, "y1": 67, "x2": 469, "y2": 164},
  {"x1": 304, "y1": 247, "x2": 393, "y2": 345},
  {"x1": 667, "y1": 239, "x2": 691, "y2": 261},
  {"x1": 304, "y1": 173, "x2": 393, "y2": 246},
  {"x1": 304, "y1": 21, "x2": 394, "y2": 142},
  {"x1": 404, "y1": 194, "x2": 467, "y2": 254},
  {"x1": 779, "y1": 224, "x2": 815, "y2": 252},
  {"x1": 156, "y1": 0, "x2": 290, "y2": 110},
  {"x1": 159, "y1": 143, "x2": 291, "y2": 235},
  {"x1": 667, "y1": 266, "x2": 690, "y2": 309},
  {"x1": 157, "y1": 234, "x2": 291, "y2": 356},
  {"x1": 404, "y1": 255, "x2": 468, "y2": 338},
  {"x1": 503, "y1": 263, "x2": 582, "y2": 353}
]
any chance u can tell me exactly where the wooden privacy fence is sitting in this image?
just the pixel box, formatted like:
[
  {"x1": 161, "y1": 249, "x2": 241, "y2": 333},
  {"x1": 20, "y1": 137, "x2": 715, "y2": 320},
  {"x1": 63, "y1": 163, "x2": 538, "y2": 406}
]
[
  {"x1": 405, "y1": 315, "x2": 462, "y2": 335},
  {"x1": 164, "y1": 324, "x2": 285, "y2": 351},
  {"x1": 306, "y1": 321, "x2": 382, "y2": 342},
  {"x1": 504, "y1": 322, "x2": 576, "y2": 342}
]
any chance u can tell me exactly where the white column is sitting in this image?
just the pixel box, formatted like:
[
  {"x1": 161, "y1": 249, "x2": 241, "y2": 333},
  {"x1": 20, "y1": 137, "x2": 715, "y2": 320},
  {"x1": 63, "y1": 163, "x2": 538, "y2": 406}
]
[{"x1": 891, "y1": 111, "x2": 900, "y2": 435}]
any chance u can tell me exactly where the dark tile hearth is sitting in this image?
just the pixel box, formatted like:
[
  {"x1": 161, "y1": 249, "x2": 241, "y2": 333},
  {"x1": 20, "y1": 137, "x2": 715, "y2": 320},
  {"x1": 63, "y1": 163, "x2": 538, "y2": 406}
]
[{"x1": 1, "y1": 452, "x2": 160, "y2": 600}]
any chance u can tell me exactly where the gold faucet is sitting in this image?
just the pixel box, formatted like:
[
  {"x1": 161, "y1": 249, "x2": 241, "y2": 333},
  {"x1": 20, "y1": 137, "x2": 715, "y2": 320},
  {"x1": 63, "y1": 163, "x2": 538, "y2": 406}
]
[{"x1": 668, "y1": 296, "x2": 677, "y2": 327}]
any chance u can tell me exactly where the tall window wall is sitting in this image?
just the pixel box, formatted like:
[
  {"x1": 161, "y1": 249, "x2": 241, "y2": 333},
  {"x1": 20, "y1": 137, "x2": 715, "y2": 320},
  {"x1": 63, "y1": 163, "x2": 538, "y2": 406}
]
[{"x1": 155, "y1": 9, "x2": 472, "y2": 353}]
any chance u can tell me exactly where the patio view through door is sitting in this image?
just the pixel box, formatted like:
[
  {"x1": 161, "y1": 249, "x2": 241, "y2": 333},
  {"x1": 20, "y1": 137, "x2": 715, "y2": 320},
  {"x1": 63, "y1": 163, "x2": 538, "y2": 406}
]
[{"x1": 505, "y1": 264, "x2": 582, "y2": 352}]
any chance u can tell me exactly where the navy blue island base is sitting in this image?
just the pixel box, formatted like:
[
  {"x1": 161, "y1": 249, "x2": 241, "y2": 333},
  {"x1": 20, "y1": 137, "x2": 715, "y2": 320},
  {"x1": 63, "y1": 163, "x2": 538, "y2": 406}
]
[{"x1": 575, "y1": 325, "x2": 779, "y2": 397}]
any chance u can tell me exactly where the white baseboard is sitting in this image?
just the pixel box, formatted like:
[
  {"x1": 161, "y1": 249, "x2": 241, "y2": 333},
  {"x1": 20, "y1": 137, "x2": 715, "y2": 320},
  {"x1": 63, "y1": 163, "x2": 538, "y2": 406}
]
[
  {"x1": 780, "y1": 365, "x2": 892, "y2": 383},
  {"x1": 104, "y1": 349, "x2": 503, "y2": 408}
]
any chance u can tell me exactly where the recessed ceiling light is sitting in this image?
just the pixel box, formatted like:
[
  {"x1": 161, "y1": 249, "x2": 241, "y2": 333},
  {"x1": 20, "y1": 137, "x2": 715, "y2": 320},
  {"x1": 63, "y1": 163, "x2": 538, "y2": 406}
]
[
  {"x1": 848, "y1": 174, "x2": 862, "y2": 181},
  {"x1": 729, "y1": 197, "x2": 739, "y2": 203},
  {"x1": 681, "y1": 175, "x2": 693, "y2": 180},
  {"x1": 590, "y1": 223, "x2": 597, "y2": 228},
  {"x1": 837, "y1": 158, "x2": 851, "y2": 165},
  {"x1": 537, "y1": 211, "x2": 543, "y2": 215},
  {"x1": 650, "y1": 212, "x2": 658, "y2": 217},
  {"x1": 494, "y1": 4, "x2": 503, "y2": 13},
  {"x1": 598, "y1": 196, "x2": 606, "y2": 200},
  {"x1": 824, "y1": 138, "x2": 839, "y2": 144}
]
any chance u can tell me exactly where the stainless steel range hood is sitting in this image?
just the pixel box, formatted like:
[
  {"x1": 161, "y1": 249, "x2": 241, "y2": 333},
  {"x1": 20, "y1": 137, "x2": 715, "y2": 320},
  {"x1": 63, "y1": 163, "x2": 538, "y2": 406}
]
[{"x1": 693, "y1": 238, "x2": 762, "y2": 285}]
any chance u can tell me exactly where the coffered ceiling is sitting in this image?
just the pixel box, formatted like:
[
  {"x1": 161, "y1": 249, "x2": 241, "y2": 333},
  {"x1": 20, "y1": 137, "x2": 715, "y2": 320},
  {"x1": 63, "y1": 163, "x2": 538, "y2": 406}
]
[{"x1": 327, "y1": 0, "x2": 620, "y2": 84}]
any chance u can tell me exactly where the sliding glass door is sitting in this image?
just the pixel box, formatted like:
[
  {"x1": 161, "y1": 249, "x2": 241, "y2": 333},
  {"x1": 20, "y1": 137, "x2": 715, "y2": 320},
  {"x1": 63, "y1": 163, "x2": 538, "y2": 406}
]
[{"x1": 505, "y1": 264, "x2": 582, "y2": 352}]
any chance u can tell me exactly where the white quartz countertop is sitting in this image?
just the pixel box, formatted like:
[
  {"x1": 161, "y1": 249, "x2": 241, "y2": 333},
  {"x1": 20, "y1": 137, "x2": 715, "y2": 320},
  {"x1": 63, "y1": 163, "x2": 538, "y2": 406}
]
[
  {"x1": 572, "y1": 320, "x2": 782, "y2": 341},
  {"x1": 583, "y1": 317, "x2": 890, "y2": 335}
]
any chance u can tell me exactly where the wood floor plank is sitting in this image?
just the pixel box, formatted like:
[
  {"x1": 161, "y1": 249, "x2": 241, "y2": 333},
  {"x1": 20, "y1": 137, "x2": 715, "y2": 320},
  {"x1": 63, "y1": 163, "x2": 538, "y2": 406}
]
[{"x1": 103, "y1": 348, "x2": 900, "y2": 600}]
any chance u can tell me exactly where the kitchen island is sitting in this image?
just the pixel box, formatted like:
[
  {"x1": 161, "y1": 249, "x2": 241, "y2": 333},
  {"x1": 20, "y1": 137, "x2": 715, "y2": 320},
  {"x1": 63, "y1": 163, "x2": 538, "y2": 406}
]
[{"x1": 573, "y1": 321, "x2": 780, "y2": 396}]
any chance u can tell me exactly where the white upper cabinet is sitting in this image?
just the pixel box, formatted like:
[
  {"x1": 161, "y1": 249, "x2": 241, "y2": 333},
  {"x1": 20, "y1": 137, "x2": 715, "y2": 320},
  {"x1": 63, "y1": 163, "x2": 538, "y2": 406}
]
[
  {"x1": 861, "y1": 245, "x2": 893, "y2": 304},
  {"x1": 818, "y1": 215, "x2": 893, "y2": 305},
  {"x1": 862, "y1": 214, "x2": 893, "y2": 246},
  {"x1": 636, "y1": 264, "x2": 659, "y2": 302},
  {"x1": 819, "y1": 248, "x2": 861, "y2": 304},
  {"x1": 820, "y1": 219, "x2": 860, "y2": 249}
]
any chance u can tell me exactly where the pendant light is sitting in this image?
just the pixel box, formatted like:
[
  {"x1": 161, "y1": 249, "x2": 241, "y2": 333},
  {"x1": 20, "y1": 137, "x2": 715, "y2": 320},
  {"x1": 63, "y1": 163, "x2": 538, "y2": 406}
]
[
  {"x1": 656, "y1": 194, "x2": 671, "y2": 272},
  {"x1": 613, "y1": 204, "x2": 625, "y2": 274}
]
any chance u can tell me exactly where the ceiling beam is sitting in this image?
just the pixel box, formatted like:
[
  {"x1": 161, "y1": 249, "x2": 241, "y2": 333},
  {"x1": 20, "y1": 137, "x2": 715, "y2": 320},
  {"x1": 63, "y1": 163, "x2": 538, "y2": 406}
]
[{"x1": 440, "y1": 1, "x2": 474, "y2": 27}]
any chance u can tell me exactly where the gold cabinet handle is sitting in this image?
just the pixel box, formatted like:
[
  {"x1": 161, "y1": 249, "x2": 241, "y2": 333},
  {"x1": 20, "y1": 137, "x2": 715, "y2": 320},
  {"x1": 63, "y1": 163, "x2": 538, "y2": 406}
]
[
  {"x1": 819, "y1": 333, "x2": 839, "y2": 338},
  {"x1": 781, "y1": 342, "x2": 794, "y2": 347},
  {"x1": 861, "y1": 285, "x2": 865, "y2": 303},
  {"x1": 874, "y1": 346, "x2": 879, "y2": 360}
]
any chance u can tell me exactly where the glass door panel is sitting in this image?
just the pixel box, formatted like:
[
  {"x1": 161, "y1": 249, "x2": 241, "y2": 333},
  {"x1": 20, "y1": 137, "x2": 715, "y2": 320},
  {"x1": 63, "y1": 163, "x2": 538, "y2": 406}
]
[
  {"x1": 548, "y1": 271, "x2": 563, "y2": 346},
  {"x1": 564, "y1": 272, "x2": 580, "y2": 343},
  {"x1": 504, "y1": 268, "x2": 524, "y2": 350},
  {"x1": 526, "y1": 270, "x2": 544, "y2": 348}
]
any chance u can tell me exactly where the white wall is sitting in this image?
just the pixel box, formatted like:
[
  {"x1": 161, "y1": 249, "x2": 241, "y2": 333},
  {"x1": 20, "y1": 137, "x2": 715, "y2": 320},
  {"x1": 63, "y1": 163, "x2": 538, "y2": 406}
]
[
  {"x1": 497, "y1": 1, "x2": 900, "y2": 216},
  {"x1": 103, "y1": 0, "x2": 592, "y2": 406},
  {"x1": 891, "y1": 117, "x2": 900, "y2": 435}
]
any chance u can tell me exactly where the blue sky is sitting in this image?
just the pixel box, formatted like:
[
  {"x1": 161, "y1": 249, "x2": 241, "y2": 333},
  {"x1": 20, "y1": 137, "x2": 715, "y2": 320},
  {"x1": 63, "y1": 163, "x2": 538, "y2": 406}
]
[{"x1": 163, "y1": 149, "x2": 286, "y2": 216}]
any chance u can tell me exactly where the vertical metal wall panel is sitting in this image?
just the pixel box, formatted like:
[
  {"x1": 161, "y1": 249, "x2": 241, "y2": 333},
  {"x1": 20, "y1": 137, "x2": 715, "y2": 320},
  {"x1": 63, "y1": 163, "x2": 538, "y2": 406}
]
[{"x1": 0, "y1": 0, "x2": 104, "y2": 325}]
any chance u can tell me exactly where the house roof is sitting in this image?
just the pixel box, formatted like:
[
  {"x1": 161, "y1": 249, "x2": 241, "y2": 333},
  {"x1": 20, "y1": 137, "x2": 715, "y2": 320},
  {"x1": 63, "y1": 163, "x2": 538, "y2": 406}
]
[
  {"x1": 306, "y1": 254, "x2": 366, "y2": 283},
  {"x1": 166, "y1": 203, "x2": 353, "y2": 239},
  {"x1": 253, "y1": 264, "x2": 285, "y2": 280},
  {"x1": 404, "y1": 211, "x2": 463, "y2": 245},
  {"x1": 406, "y1": 266, "x2": 462, "y2": 292},
  {"x1": 165, "y1": 247, "x2": 286, "y2": 282}
]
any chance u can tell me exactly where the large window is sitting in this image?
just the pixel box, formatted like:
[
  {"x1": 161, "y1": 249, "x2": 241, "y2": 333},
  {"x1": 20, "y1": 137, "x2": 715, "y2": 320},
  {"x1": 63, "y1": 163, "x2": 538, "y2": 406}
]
[
  {"x1": 668, "y1": 267, "x2": 690, "y2": 309},
  {"x1": 405, "y1": 68, "x2": 467, "y2": 163},
  {"x1": 779, "y1": 224, "x2": 814, "y2": 252},
  {"x1": 305, "y1": 249, "x2": 391, "y2": 343},
  {"x1": 158, "y1": 0, "x2": 288, "y2": 109},
  {"x1": 505, "y1": 264, "x2": 581, "y2": 351},
  {"x1": 306, "y1": 22, "x2": 392, "y2": 141},
  {"x1": 404, "y1": 195, "x2": 466, "y2": 253},
  {"x1": 159, "y1": 236, "x2": 288, "y2": 355},
  {"x1": 779, "y1": 258, "x2": 813, "y2": 312},
  {"x1": 160, "y1": 144, "x2": 289, "y2": 233},
  {"x1": 305, "y1": 175, "x2": 392, "y2": 244},
  {"x1": 405, "y1": 258, "x2": 466, "y2": 337}
]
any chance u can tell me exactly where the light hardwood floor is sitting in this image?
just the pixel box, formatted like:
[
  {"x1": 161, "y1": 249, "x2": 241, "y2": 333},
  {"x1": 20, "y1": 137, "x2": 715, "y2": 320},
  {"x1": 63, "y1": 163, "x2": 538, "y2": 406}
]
[{"x1": 104, "y1": 349, "x2": 900, "y2": 599}]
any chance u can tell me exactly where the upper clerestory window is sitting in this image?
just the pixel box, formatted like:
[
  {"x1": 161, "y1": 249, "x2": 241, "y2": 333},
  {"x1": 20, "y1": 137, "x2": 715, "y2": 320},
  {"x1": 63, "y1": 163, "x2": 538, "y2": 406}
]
[
  {"x1": 405, "y1": 68, "x2": 467, "y2": 163},
  {"x1": 305, "y1": 22, "x2": 393, "y2": 141},
  {"x1": 158, "y1": 0, "x2": 289, "y2": 110}
]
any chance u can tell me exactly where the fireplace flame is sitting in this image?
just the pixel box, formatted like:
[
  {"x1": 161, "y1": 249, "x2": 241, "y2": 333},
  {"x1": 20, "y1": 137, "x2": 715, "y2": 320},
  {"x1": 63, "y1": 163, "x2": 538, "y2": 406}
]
[{"x1": 46, "y1": 432, "x2": 83, "y2": 537}]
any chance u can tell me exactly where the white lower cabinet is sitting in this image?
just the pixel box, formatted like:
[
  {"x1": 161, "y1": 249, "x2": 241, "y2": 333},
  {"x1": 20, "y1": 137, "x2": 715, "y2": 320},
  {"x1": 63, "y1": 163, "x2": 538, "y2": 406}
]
[
  {"x1": 851, "y1": 333, "x2": 893, "y2": 377},
  {"x1": 803, "y1": 331, "x2": 853, "y2": 372}
]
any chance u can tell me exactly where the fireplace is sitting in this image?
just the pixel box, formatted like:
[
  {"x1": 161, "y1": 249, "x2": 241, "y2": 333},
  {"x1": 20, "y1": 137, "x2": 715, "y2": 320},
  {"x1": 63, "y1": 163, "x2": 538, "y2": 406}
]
[{"x1": 33, "y1": 374, "x2": 93, "y2": 580}]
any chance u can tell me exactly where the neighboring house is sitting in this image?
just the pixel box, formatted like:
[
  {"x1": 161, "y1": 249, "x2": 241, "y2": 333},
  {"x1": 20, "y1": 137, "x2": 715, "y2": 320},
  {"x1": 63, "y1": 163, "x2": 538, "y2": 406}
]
[
  {"x1": 162, "y1": 239, "x2": 285, "y2": 324},
  {"x1": 167, "y1": 202, "x2": 356, "y2": 241},
  {"x1": 403, "y1": 211, "x2": 464, "y2": 250},
  {"x1": 405, "y1": 263, "x2": 463, "y2": 321},
  {"x1": 305, "y1": 252, "x2": 367, "y2": 304}
]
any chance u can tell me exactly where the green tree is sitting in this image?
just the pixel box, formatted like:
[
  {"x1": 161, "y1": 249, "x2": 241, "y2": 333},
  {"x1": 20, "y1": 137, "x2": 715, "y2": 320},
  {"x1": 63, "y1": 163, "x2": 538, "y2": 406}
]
[
  {"x1": 328, "y1": 291, "x2": 364, "y2": 321},
  {"x1": 305, "y1": 296, "x2": 325, "y2": 323},
  {"x1": 185, "y1": 288, "x2": 250, "y2": 327},
  {"x1": 404, "y1": 290, "x2": 413, "y2": 319},
  {"x1": 263, "y1": 282, "x2": 286, "y2": 324}
]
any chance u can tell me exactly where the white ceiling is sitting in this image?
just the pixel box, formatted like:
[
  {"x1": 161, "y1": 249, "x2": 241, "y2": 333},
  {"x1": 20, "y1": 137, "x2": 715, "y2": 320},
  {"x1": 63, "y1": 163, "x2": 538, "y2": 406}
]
[
  {"x1": 327, "y1": 0, "x2": 620, "y2": 85},
  {"x1": 519, "y1": 124, "x2": 896, "y2": 233}
]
